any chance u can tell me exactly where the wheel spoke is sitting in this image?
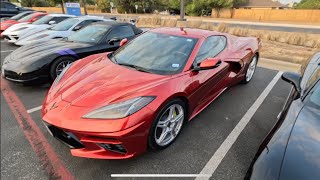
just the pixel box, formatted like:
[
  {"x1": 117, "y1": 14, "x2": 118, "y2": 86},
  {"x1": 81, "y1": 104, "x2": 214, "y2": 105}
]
[
  {"x1": 158, "y1": 128, "x2": 170, "y2": 143},
  {"x1": 157, "y1": 121, "x2": 167, "y2": 128},
  {"x1": 167, "y1": 106, "x2": 175, "y2": 120},
  {"x1": 171, "y1": 113, "x2": 183, "y2": 123}
]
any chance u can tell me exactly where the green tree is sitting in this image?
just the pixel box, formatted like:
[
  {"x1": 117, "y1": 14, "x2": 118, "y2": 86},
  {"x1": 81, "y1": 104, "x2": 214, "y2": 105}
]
[
  {"x1": 296, "y1": 0, "x2": 320, "y2": 9},
  {"x1": 95, "y1": 0, "x2": 111, "y2": 12},
  {"x1": 186, "y1": 0, "x2": 248, "y2": 17}
]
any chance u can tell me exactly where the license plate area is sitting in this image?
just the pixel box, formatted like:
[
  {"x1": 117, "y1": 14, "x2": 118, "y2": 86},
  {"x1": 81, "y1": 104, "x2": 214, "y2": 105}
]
[{"x1": 43, "y1": 122, "x2": 84, "y2": 149}]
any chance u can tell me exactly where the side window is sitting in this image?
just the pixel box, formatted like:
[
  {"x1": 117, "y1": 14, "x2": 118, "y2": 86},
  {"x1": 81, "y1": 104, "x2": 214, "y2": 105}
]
[
  {"x1": 107, "y1": 26, "x2": 135, "y2": 40},
  {"x1": 52, "y1": 17, "x2": 69, "y2": 24},
  {"x1": 305, "y1": 80, "x2": 320, "y2": 108},
  {"x1": 301, "y1": 54, "x2": 320, "y2": 95},
  {"x1": 76, "y1": 20, "x2": 101, "y2": 29},
  {"x1": 194, "y1": 36, "x2": 227, "y2": 65}
]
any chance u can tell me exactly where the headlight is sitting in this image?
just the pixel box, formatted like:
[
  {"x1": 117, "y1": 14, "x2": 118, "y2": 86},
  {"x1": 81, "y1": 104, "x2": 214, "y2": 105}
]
[
  {"x1": 51, "y1": 64, "x2": 71, "y2": 87},
  {"x1": 83, "y1": 96, "x2": 155, "y2": 119},
  {"x1": 12, "y1": 27, "x2": 28, "y2": 32}
]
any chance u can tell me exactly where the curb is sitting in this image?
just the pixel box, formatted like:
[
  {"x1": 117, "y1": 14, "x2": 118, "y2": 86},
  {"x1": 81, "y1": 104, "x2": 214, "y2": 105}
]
[{"x1": 258, "y1": 58, "x2": 301, "y2": 73}]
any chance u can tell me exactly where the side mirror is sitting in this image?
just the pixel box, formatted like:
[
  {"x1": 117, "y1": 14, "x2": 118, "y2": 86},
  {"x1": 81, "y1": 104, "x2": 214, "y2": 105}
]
[
  {"x1": 120, "y1": 38, "x2": 128, "y2": 47},
  {"x1": 48, "y1": 21, "x2": 56, "y2": 25},
  {"x1": 108, "y1": 37, "x2": 120, "y2": 45},
  {"x1": 73, "y1": 25, "x2": 82, "y2": 31},
  {"x1": 281, "y1": 72, "x2": 302, "y2": 95},
  {"x1": 194, "y1": 58, "x2": 222, "y2": 71}
]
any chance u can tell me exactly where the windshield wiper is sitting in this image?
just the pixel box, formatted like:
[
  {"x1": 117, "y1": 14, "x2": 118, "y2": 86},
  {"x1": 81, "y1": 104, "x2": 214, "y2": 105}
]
[{"x1": 118, "y1": 63, "x2": 152, "y2": 73}]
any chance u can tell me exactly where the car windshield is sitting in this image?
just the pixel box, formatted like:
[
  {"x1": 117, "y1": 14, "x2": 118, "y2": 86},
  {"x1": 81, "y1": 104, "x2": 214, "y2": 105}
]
[
  {"x1": 32, "y1": 15, "x2": 53, "y2": 25},
  {"x1": 67, "y1": 24, "x2": 109, "y2": 43},
  {"x1": 51, "y1": 18, "x2": 79, "y2": 31},
  {"x1": 10, "y1": 12, "x2": 31, "y2": 20},
  {"x1": 18, "y1": 13, "x2": 35, "y2": 22},
  {"x1": 112, "y1": 32, "x2": 198, "y2": 75}
]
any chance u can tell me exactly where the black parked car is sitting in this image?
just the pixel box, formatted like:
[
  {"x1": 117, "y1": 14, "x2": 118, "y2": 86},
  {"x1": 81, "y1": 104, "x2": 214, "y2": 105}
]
[
  {"x1": 0, "y1": 1, "x2": 33, "y2": 18},
  {"x1": 246, "y1": 52, "x2": 320, "y2": 180},
  {"x1": 2, "y1": 21, "x2": 142, "y2": 83}
]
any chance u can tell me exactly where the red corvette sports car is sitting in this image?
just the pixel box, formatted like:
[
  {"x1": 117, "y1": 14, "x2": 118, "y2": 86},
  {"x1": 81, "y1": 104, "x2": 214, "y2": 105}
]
[
  {"x1": 0, "y1": 12, "x2": 47, "y2": 37},
  {"x1": 42, "y1": 28, "x2": 260, "y2": 159}
]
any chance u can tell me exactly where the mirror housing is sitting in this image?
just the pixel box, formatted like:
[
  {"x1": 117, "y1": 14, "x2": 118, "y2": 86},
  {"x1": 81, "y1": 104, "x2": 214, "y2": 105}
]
[
  {"x1": 194, "y1": 58, "x2": 222, "y2": 71},
  {"x1": 120, "y1": 38, "x2": 128, "y2": 47},
  {"x1": 108, "y1": 37, "x2": 121, "y2": 45},
  {"x1": 48, "y1": 21, "x2": 56, "y2": 25},
  {"x1": 73, "y1": 25, "x2": 82, "y2": 31},
  {"x1": 281, "y1": 72, "x2": 302, "y2": 95}
]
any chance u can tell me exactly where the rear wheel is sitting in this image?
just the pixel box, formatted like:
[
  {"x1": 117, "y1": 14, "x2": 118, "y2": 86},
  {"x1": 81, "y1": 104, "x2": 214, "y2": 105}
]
[
  {"x1": 242, "y1": 55, "x2": 258, "y2": 84},
  {"x1": 50, "y1": 56, "x2": 75, "y2": 80},
  {"x1": 148, "y1": 99, "x2": 186, "y2": 150}
]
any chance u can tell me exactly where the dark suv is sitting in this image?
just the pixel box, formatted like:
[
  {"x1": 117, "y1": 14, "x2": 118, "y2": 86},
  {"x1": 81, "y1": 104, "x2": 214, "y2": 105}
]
[{"x1": 0, "y1": 1, "x2": 33, "y2": 18}]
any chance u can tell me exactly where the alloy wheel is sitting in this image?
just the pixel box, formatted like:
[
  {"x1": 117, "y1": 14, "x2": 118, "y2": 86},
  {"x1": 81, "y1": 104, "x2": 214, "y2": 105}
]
[
  {"x1": 246, "y1": 56, "x2": 257, "y2": 82},
  {"x1": 55, "y1": 60, "x2": 73, "y2": 76},
  {"x1": 154, "y1": 104, "x2": 184, "y2": 146}
]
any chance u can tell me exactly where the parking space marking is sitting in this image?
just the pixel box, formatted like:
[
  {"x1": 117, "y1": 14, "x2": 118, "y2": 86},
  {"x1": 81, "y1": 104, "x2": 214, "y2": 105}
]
[
  {"x1": 0, "y1": 50, "x2": 14, "y2": 53},
  {"x1": 27, "y1": 105, "x2": 42, "y2": 114},
  {"x1": 196, "y1": 71, "x2": 283, "y2": 180},
  {"x1": 1, "y1": 79, "x2": 74, "y2": 180},
  {"x1": 111, "y1": 174, "x2": 212, "y2": 178}
]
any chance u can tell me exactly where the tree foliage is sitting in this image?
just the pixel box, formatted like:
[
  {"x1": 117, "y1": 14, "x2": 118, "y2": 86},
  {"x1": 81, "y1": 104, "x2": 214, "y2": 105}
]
[
  {"x1": 296, "y1": 0, "x2": 320, "y2": 9},
  {"x1": 186, "y1": 0, "x2": 248, "y2": 16}
]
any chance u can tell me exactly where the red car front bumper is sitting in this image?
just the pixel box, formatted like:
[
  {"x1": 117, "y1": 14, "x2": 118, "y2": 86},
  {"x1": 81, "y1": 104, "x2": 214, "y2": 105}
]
[
  {"x1": 42, "y1": 105, "x2": 155, "y2": 159},
  {"x1": 43, "y1": 121, "x2": 150, "y2": 159}
]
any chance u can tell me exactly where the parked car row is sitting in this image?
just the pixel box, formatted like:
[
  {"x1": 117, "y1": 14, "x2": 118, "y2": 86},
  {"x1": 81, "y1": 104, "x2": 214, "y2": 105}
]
[{"x1": 1, "y1": 11, "x2": 319, "y2": 180}]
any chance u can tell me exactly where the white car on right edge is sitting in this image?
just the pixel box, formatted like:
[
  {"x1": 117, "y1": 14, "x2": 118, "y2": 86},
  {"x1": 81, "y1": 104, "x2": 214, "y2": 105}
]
[{"x1": 15, "y1": 16, "x2": 113, "y2": 46}]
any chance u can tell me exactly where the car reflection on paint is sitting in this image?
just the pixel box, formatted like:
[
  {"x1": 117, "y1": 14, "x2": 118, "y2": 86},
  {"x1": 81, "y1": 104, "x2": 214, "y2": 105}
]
[{"x1": 1, "y1": 21, "x2": 142, "y2": 84}]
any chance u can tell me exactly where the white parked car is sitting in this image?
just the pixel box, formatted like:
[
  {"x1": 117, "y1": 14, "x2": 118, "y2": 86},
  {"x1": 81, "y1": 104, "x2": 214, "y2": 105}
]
[
  {"x1": 15, "y1": 16, "x2": 112, "y2": 46},
  {"x1": 2, "y1": 14, "x2": 75, "y2": 43}
]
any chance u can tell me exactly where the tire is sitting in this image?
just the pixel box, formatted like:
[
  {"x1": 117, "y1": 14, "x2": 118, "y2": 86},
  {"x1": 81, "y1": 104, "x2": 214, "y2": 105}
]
[
  {"x1": 50, "y1": 56, "x2": 76, "y2": 80},
  {"x1": 242, "y1": 54, "x2": 258, "y2": 84},
  {"x1": 148, "y1": 98, "x2": 186, "y2": 150}
]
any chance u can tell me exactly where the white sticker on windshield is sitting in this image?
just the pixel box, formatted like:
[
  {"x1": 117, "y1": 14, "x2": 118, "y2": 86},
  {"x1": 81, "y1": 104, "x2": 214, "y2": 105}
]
[
  {"x1": 172, "y1": 64, "x2": 180, "y2": 68},
  {"x1": 187, "y1": 39, "x2": 193, "y2": 42}
]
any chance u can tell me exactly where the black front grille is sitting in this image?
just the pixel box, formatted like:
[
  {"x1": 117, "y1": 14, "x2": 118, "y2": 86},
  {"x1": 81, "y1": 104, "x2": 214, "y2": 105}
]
[
  {"x1": 4, "y1": 70, "x2": 38, "y2": 81},
  {"x1": 45, "y1": 124, "x2": 85, "y2": 149},
  {"x1": 3, "y1": 35, "x2": 10, "y2": 40}
]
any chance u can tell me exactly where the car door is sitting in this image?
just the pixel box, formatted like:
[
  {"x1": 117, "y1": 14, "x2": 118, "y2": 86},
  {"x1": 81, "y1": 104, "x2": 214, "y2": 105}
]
[{"x1": 189, "y1": 36, "x2": 230, "y2": 112}]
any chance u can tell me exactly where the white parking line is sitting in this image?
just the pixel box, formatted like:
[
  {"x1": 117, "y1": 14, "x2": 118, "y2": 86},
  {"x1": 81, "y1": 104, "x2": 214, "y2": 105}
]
[
  {"x1": 111, "y1": 174, "x2": 211, "y2": 178},
  {"x1": 0, "y1": 50, "x2": 14, "y2": 53},
  {"x1": 195, "y1": 71, "x2": 283, "y2": 180},
  {"x1": 27, "y1": 106, "x2": 42, "y2": 114}
]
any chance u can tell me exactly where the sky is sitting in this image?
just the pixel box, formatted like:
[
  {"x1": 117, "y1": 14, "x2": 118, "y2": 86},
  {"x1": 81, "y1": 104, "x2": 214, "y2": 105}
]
[{"x1": 279, "y1": 0, "x2": 301, "y2": 4}]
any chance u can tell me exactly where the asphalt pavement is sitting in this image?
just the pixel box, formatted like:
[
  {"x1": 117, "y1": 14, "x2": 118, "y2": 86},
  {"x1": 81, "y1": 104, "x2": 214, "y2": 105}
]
[{"x1": 1, "y1": 39, "x2": 292, "y2": 180}]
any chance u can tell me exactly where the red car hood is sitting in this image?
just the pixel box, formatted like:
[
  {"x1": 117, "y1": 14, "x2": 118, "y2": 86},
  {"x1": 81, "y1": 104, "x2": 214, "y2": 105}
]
[
  {"x1": 51, "y1": 55, "x2": 170, "y2": 108},
  {"x1": 0, "y1": 20, "x2": 18, "y2": 30}
]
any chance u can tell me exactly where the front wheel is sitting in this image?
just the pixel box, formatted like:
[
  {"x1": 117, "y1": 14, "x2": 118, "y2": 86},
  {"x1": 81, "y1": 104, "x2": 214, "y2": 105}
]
[
  {"x1": 148, "y1": 99, "x2": 186, "y2": 150},
  {"x1": 50, "y1": 56, "x2": 75, "y2": 80},
  {"x1": 242, "y1": 55, "x2": 258, "y2": 84}
]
